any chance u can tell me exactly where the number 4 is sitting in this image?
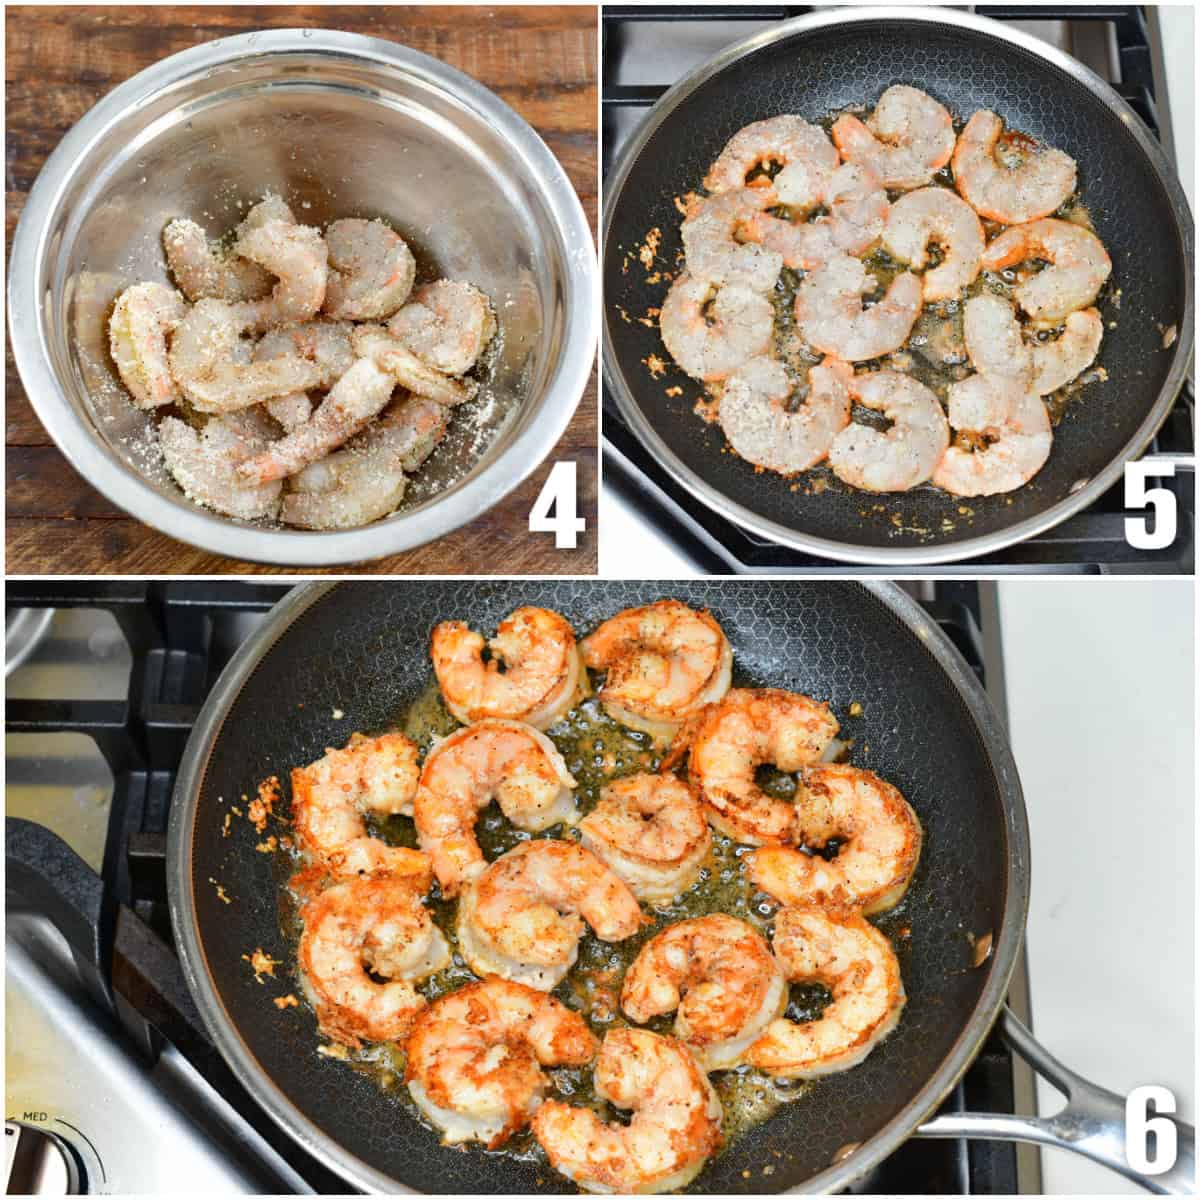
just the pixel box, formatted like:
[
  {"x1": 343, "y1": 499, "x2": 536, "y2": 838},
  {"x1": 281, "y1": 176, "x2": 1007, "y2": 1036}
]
[
  {"x1": 529, "y1": 462, "x2": 587, "y2": 549},
  {"x1": 1126, "y1": 1085, "x2": 1178, "y2": 1174},
  {"x1": 1124, "y1": 461, "x2": 1177, "y2": 550}
]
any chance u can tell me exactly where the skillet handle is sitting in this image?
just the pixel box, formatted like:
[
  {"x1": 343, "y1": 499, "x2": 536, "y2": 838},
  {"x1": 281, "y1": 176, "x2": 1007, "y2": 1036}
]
[{"x1": 913, "y1": 1007, "x2": 1195, "y2": 1194}]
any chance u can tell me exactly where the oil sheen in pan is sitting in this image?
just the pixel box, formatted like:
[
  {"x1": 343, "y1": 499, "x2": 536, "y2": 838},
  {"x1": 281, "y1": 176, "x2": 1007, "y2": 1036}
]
[{"x1": 269, "y1": 671, "x2": 921, "y2": 1181}]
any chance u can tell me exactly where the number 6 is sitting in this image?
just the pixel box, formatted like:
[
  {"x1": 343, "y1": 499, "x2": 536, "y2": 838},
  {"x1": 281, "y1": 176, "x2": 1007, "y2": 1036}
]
[
  {"x1": 1126, "y1": 1085, "x2": 1178, "y2": 1174},
  {"x1": 1123, "y1": 461, "x2": 1177, "y2": 550}
]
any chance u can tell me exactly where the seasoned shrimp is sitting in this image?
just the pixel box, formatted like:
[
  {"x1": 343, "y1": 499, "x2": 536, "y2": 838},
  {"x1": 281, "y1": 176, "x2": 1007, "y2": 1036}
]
[
  {"x1": 388, "y1": 280, "x2": 497, "y2": 376},
  {"x1": 669, "y1": 688, "x2": 840, "y2": 845},
  {"x1": 280, "y1": 393, "x2": 448, "y2": 530},
  {"x1": 352, "y1": 325, "x2": 476, "y2": 407},
  {"x1": 621, "y1": 914, "x2": 787, "y2": 1070},
  {"x1": 323, "y1": 218, "x2": 416, "y2": 321},
  {"x1": 253, "y1": 318, "x2": 355, "y2": 430},
  {"x1": 953, "y1": 110, "x2": 1077, "y2": 224},
  {"x1": 457, "y1": 839, "x2": 643, "y2": 990},
  {"x1": 236, "y1": 218, "x2": 329, "y2": 331},
  {"x1": 579, "y1": 599, "x2": 733, "y2": 743},
  {"x1": 831, "y1": 85, "x2": 955, "y2": 191},
  {"x1": 413, "y1": 720, "x2": 577, "y2": 895},
  {"x1": 719, "y1": 355, "x2": 852, "y2": 476},
  {"x1": 680, "y1": 188, "x2": 783, "y2": 293},
  {"x1": 659, "y1": 274, "x2": 774, "y2": 384},
  {"x1": 406, "y1": 978, "x2": 597, "y2": 1149},
  {"x1": 431, "y1": 607, "x2": 584, "y2": 730},
  {"x1": 158, "y1": 413, "x2": 282, "y2": 520},
  {"x1": 532, "y1": 1028, "x2": 722, "y2": 1195},
  {"x1": 980, "y1": 218, "x2": 1111, "y2": 326},
  {"x1": 746, "y1": 905, "x2": 904, "y2": 1078},
  {"x1": 297, "y1": 874, "x2": 448, "y2": 1047},
  {"x1": 827, "y1": 371, "x2": 949, "y2": 492},
  {"x1": 168, "y1": 299, "x2": 323, "y2": 413},
  {"x1": 1033, "y1": 307, "x2": 1103, "y2": 395},
  {"x1": 108, "y1": 282, "x2": 186, "y2": 408},
  {"x1": 704, "y1": 115, "x2": 839, "y2": 210},
  {"x1": 745, "y1": 764, "x2": 922, "y2": 915},
  {"x1": 962, "y1": 292, "x2": 1033, "y2": 380},
  {"x1": 291, "y1": 731, "x2": 431, "y2": 877},
  {"x1": 881, "y1": 187, "x2": 985, "y2": 301},
  {"x1": 795, "y1": 254, "x2": 923, "y2": 362},
  {"x1": 579, "y1": 773, "x2": 712, "y2": 905},
  {"x1": 162, "y1": 216, "x2": 274, "y2": 304}
]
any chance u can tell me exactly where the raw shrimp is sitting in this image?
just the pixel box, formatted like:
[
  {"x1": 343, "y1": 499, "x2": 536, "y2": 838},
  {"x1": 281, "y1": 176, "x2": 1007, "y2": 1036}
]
[
  {"x1": 279, "y1": 394, "x2": 448, "y2": 530},
  {"x1": 290, "y1": 731, "x2": 431, "y2": 877},
  {"x1": 352, "y1": 325, "x2": 476, "y2": 407},
  {"x1": 579, "y1": 599, "x2": 733, "y2": 742},
  {"x1": 746, "y1": 905, "x2": 905, "y2": 1079},
  {"x1": 680, "y1": 188, "x2": 783, "y2": 293},
  {"x1": 621, "y1": 914, "x2": 787, "y2": 1070},
  {"x1": 718, "y1": 355, "x2": 852, "y2": 475},
  {"x1": 745, "y1": 764, "x2": 923, "y2": 915},
  {"x1": 980, "y1": 218, "x2": 1111, "y2": 326},
  {"x1": 162, "y1": 215, "x2": 274, "y2": 304},
  {"x1": 406, "y1": 977, "x2": 597, "y2": 1149},
  {"x1": 881, "y1": 187, "x2": 985, "y2": 301},
  {"x1": 158, "y1": 413, "x2": 282, "y2": 520},
  {"x1": 532, "y1": 1028, "x2": 723, "y2": 1195},
  {"x1": 952, "y1": 110, "x2": 1077, "y2": 224},
  {"x1": 831, "y1": 85, "x2": 955, "y2": 191},
  {"x1": 235, "y1": 218, "x2": 328, "y2": 331},
  {"x1": 431, "y1": 607, "x2": 584, "y2": 730},
  {"x1": 108, "y1": 282, "x2": 185, "y2": 408},
  {"x1": 253, "y1": 319, "x2": 355, "y2": 430},
  {"x1": 668, "y1": 688, "x2": 840, "y2": 845},
  {"x1": 388, "y1": 280, "x2": 497, "y2": 376},
  {"x1": 795, "y1": 254, "x2": 923, "y2": 363},
  {"x1": 322, "y1": 218, "x2": 415, "y2": 321},
  {"x1": 297, "y1": 874, "x2": 448, "y2": 1047},
  {"x1": 578, "y1": 773, "x2": 712, "y2": 905},
  {"x1": 168, "y1": 299, "x2": 322, "y2": 412},
  {"x1": 659, "y1": 274, "x2": 774, "y2": 384},
  {"x1": 413, "y1": 720, "x2": 577, "y2": 896},
  {"x1": 827, "y1": 370, "x2": 949, "y2": 492},
  {"x1": 1033, "y1": 307, "x2": 1103, "y2": 395},
  {"x1": 456, "y1": 840, "x2": 643, "y2": 991},
  {"x1": 704, "y1": 115, "x2": 839, "y2": 210}
]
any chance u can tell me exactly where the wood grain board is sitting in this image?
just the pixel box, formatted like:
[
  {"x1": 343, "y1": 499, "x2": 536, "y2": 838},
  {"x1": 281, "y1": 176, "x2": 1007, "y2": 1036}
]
[{"x1": 5, "y1": 5, "x2": 598, "y2": 575}]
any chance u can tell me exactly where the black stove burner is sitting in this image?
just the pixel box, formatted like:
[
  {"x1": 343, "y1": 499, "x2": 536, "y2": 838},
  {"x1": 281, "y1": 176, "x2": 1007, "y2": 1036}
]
[{"x1": 602, "y1": 5, "x2": 1194, "y2": 575}]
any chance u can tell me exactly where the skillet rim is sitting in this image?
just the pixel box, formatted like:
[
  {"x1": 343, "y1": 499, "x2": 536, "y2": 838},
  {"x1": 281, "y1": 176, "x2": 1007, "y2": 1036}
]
[
  {"x1": 601, "y1": 5, "x2": 1194, "y2": 566},
  {"x1": 166, "y1": 579, "x2": 1031, "y2": 1193}
]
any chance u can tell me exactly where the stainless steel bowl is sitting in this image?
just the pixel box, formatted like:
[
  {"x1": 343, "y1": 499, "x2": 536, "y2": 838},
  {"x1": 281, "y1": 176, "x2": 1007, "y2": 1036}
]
[{"x1": 9, "y1": 29, "x2": 597, "y2": 566}]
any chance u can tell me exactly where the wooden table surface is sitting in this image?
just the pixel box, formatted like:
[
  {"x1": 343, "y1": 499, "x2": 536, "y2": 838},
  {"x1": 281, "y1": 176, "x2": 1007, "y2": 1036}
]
[{"x1": 5, "y1": 5, "x2": 598, "y2": 575}]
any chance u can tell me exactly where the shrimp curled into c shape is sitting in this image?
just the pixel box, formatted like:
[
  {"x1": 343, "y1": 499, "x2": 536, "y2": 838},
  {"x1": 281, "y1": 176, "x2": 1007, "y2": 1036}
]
[
  {"x1": 108, "y1": 282, "x2": 186, "y2": 409},
  {"x1": 831, "y1": 85, "x2": 955, "y2": 192},
  {"x1": 659, "y1": 273, "x2": 774, "y2": 384},
  {"x1": 456, "y1": 839, "x2": 644, "y2": 991},
  {"x1": 621, "y1": 914, "x2": 787, "y2": 1070}
]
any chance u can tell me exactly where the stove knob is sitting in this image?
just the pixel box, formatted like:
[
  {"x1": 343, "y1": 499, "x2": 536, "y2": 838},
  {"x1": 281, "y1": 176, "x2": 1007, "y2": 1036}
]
[{"x1": 4, "y1": 1123, "x2": 86, "y2": 1194}]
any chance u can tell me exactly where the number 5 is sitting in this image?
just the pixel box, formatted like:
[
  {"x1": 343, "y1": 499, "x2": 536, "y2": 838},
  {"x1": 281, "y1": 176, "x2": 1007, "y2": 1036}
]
[
  {"x1": 1123, "y1": 461, "x2": 1177, "y2": 550},
  {"x1": 529, "y1": 462, "x2": 587, "y2": 549},
  {"x1": 1126, "y1": 1085, "x2": 1178, "y2": 1174}
]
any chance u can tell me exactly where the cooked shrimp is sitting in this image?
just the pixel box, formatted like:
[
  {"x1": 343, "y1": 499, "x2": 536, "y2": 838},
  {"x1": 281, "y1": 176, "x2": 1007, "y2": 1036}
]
[
  {"x1": 881, "y1": 187, "x2": 985, "y2": 301},
  {"x1": 831, "y1": 85, "x2": 955, "y2": 191},
  {"x1": 621, "y1": 914, "x2": 787, "y2": 1070},
  {"x1": 431, "y1": 607, "x2": 584, "y2": 730},
  {"x1": 532, "y1": 1028, "x2": 722, "y2": 1194},
  {"x1": 413, "y1": 721, "x2": 577, "y2": 896},
  {"x1": 579, "y1": 773, "x2": 712, "y2": 905},
  {"x1": 388, "y1": 280, "x2": 497, "y2": 376},
  {"x1": 795, "y1": 254, "x2": 922, "y2": 362},
  {"x1": 158, "y1": 413, "x2": 282, "y2": 520},
  {"x1": 323, "y1": 218, "x2": 416, "y2": 321},
  {"x1": 291, "y1": 731, "x2": 431, "y2": 877},
  {"x1": 279, "y1": 393, "x2": 448, "y2": 530},
  {"x1": 235, "y1": 218, "x2": 329, "y2": 331},
  {"x1": 704, "y1": 115, "x2": 839, "y2": 210},
  {"x1": 962, "y1": 292, "x2": 1033, "y2": 381},
  {"x1": 719, "y1": 355, "x2": 852, "y2": 476},
  {"x1": 680, "y1": 188, "x2": 783, "y2": 293},
  {"x1": 746, "y1": 905, "x2": 904, "y2": 1078},
  {"x1": 109, "y1": 282, "x2": 186, "y2": 409},
  {"x1": 579, "y1": 599, "x2": 733, "y2": 743},
  {"x1": 1033, "y1": 307, "x2": 1103, "y2": 394},
  {"x1": 297, "y1": 874, "x2": 448, "y2": 1047},
  {"x1": 406, "y1": 978, "x2": 597, "y2": 1149},
  {"x1": 827, "y1": 370, "x2": 949, "y2": 492},
  {"x1": 980, "y1": 218, "x2": 1111, "y2": 326},
  {"x1": 457, "y1": 839, "x2": 643, "y2": 990},
  {"x1": 162, "y1": 218, "x2": 274, "y2": 304},
  {"x1": 670, "y1": 688, "x2": 840, "y2": 845},
  {"x1": 953, "y1": 110, "x2": 1077, "y2": 224},
  {"x1": 659, "y1": 273, "x2": 775, "y2": 384},
  {"x1": 351, "y1": 324, "x2": 476, "y2": 407},
  {"x1": 745, "y1": 764, "x2": 922, "y2": 915},
  {"x1": 168, "y1": 299, "x2": 323, "y2": 413}
]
